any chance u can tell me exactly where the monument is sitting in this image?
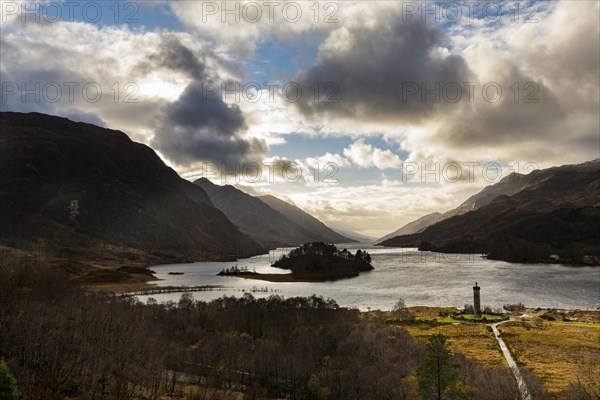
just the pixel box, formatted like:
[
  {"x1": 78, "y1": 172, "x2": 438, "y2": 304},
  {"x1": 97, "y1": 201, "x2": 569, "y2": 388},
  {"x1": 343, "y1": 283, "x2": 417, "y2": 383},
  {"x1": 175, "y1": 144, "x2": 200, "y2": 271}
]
[{"x1": 473, "y1": 282, "x2": 481, "y2": 318}]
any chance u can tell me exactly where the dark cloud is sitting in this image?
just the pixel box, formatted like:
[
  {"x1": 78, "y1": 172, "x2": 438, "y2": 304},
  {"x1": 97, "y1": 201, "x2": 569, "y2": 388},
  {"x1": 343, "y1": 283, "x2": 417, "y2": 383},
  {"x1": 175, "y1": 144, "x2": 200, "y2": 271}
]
[
  {"x1": 293, "y1": 14, "x2": 471, "y2": 123},
  {"x1": 135, "y1": 34, "x2": 243, "y2": 82},
  {"x1": 143, "y1": 35, "x2": 268, "y2": 166},
  {"x1": 153, "y1": 83, "x2": 267, "y2": 166},
  {"x1": 291, "y1": 5, "x2": 597, "y2": 165},
  {"x1": 136, "y1": 35, "x2": 207, "y2": 80},
  {"x1": 164, "y1": 82, "x2": 245, "y2": 134},
  {"x1": 438, "y1": 66, "x2": 566, "y2": 149}
]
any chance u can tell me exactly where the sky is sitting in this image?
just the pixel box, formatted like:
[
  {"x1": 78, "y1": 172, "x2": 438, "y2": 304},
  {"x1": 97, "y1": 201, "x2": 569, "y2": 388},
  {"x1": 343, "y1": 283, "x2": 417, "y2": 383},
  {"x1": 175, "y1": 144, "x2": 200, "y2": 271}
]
[{"x1": 1, "y1": 0, "x2": 599, "y2": 238}]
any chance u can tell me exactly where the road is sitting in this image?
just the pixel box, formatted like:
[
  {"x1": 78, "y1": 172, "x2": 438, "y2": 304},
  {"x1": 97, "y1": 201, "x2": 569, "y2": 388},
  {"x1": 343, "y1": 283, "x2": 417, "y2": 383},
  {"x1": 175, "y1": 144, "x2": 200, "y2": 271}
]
[{"x1": 491, "y1": 319, "x2": 531, "y2": 400}]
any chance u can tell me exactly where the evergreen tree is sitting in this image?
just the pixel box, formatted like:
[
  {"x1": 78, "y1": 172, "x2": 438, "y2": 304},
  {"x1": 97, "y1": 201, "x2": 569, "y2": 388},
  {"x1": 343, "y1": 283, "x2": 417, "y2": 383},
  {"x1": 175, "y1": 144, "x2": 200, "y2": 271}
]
[
  {"x1": 416, "y1": 334, "x2": 459, "y2": 400},
  {"x1": 0, "y1": 359, "x2": 18, "y2": 400}
]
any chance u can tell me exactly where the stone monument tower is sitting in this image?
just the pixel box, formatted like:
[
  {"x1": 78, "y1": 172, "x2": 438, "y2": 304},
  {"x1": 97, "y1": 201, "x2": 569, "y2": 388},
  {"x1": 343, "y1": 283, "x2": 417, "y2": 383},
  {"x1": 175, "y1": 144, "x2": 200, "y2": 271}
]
[{"x1": 473, "y1": 282, "x2": 481, "y2": 318}]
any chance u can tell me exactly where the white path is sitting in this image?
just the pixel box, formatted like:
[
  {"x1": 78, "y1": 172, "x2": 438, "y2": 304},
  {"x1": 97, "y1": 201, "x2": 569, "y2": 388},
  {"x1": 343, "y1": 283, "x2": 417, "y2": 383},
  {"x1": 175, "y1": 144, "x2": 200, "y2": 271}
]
[{"x1": 491, "y1": 320, "x2": 531, "y2": 400}]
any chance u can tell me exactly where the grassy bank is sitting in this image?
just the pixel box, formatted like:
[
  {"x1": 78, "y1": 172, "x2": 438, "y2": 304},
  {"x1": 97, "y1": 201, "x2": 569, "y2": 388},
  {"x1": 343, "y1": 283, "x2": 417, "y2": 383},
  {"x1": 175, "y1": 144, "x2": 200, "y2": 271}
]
[
  {"x1": 498, "y1": 320, "x2": 600, "y2": 393},
  {"x1": 382, "y1": 307, "x2": 600, "y2": 395}
]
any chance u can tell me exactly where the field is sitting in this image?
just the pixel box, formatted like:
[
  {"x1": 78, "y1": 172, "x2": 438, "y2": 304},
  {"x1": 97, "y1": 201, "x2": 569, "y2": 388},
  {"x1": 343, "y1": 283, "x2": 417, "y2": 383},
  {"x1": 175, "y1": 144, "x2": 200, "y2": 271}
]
[
  {"x1": 378, "y1": 307, "x2": 507, "y2": 368},
  {"x1": 381, "y1": 307, "x2": 600, "y2": 395},
  {"x1": 498, "y1": 321, "x2": 600, "y2": 393},
  {"x1": 405, "y1": 322, "x2": 507, "y2": 368}
]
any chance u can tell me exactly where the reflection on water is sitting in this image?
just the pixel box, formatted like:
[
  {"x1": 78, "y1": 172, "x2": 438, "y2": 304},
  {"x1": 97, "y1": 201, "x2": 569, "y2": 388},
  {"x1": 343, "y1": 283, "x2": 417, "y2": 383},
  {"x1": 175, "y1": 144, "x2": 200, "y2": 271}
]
[{"x1": 137, "y1": 243, "x2": 600, "y2": 311}]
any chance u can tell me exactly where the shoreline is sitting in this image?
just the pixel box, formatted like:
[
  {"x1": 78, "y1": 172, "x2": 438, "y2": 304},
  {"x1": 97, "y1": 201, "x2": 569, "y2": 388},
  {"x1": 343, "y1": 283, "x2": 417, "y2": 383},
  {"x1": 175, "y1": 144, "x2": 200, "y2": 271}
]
[
  {"x1": 375, "y1": 244, "x2": 600, "y2": 267},
  {"x1": 115, "y1": 284, "x2": 600, "y2": 313},
  {"x1": 219, "y1": 271, "x2": 362, "y2": 282}
]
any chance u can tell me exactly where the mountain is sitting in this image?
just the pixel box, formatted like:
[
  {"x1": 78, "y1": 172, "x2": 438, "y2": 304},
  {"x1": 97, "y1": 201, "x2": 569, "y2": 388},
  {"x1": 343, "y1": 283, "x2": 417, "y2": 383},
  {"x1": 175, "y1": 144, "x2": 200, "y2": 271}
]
[
  {"x1": 257, "y1": 195, "x2": 353, "y2": 243},
  {"x1": 377, "y1": 212, "x2": 442, "y2": 242},
  {"x1": 444, "y1": 171, "x2": 535, "y2": 219},
  {"x1": 328, "y1": 226, "x2": 376, "y2": 242},
  {"x1": 194, "y1": 179, "x2": 353, "y2": 247},
  {"x1": 194, "y1": 178, "x2": 307, "y2": 247},
  {"x1": 379, "y1": 161, "x2": 600, "y2": 263},
  {"x1": 0, "y1": 112, "x2": 262, "y2": 273},
  {"x1": 377, "y1": 172, "x2": 537, "y2": 241}
]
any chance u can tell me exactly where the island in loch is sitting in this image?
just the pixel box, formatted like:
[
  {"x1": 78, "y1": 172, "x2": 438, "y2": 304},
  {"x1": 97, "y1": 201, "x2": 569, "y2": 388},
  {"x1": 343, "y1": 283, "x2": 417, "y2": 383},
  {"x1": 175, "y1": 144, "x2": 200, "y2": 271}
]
[{"x1": 218, "y1": 242, "x2": 374, "y2": 282}]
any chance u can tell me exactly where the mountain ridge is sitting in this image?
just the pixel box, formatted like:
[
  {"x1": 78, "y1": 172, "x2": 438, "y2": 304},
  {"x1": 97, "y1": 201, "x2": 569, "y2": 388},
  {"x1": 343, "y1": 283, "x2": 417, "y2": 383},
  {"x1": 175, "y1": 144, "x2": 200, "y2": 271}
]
[
  {"x1": 257, "y1": 195, "x2": 354, "y2": 244},
  {"x1": 379, "y1": 160, "x2": 600, "y2": 263},
  {"x1": 378, "y1": 212, "x2": 443, "y2": 242},
  {"x1": 377, "y1": 171, "x2": 537, "y2": 241},
  {"x1": 194, "y1": 178, "x2": 353, "y2": 247},
  {"x1": 0, "y1": 112, "x2": 263, "y2": 277}
]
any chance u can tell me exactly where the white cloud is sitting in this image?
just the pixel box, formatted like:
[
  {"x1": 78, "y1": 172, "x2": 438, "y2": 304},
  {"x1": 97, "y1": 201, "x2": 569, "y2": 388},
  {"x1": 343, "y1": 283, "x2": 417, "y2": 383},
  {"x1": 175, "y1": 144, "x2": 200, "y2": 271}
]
[
  {"x1": 343, "y1": 139, "x2": 402, "y2": 170},
  {"x1": 0, "y1": 18, "x2": 196, "y2": 139},
  {"x1": 278, "y1": 179, "x2": 475, "y2": 238},
  {"x1": 305, "y1": 152, "x2": 350, "y2": 169},
  {"x1": 168, "y1": 0, "x2": 349, "y2": 57}
]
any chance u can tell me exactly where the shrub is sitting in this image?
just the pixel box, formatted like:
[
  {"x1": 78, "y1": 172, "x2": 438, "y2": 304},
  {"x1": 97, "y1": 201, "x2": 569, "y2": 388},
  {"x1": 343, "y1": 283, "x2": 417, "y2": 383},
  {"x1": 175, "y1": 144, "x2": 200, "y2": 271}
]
[{"x1": 0, "y1": 359, "x2": 18, "y2": 400}]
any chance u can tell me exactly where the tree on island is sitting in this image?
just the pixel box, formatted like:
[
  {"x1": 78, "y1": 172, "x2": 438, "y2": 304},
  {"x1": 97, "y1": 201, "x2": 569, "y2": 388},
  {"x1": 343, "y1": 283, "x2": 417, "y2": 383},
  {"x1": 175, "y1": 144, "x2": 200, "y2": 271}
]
[
  {"x1": 355, "y1": 249, "x2": 372, "y2": 263},
  {"x1": 273, "y1": 242, "x2": 373, "y2": 280}
]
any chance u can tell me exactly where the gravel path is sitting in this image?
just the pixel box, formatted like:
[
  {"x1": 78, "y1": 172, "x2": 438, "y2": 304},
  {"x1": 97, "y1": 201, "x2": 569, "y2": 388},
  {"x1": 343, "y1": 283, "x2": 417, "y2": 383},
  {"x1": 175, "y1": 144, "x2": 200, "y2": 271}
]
[{"x1": 491, "y1": 319, "x2": 531, "y2": 400}]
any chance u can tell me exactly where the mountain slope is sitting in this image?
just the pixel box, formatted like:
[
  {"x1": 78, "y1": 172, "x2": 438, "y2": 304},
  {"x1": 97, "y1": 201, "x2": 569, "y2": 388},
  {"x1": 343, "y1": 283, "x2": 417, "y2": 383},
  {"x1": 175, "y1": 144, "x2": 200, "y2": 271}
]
[
  {"x1": 194, "y1": 179, "x2": 352, "y2": 246},
  {"x1": 377, "y1": 212, "x2": 442, "y2": 242},
  {"x1": 379, "y1": 161, "x2": 600, "y2": 263},
  {"x1": 0, "y1": 112, "x2": 262, "y2": 267},
  {"x1": 257, "y1": 195, "x2": 353, "y2": 243},
  {"x1": 378, "y1": 172, "x2": 535, "y2": 241},
  {"x1": 443, "y1": 172, "x2": 533, "y2": 219},
  {"x1": 194, "y1": 178, "x2": 308, "y2": 247},
  {"x1": 330, "y1": 227, "x2": 375, "y2": 243}
]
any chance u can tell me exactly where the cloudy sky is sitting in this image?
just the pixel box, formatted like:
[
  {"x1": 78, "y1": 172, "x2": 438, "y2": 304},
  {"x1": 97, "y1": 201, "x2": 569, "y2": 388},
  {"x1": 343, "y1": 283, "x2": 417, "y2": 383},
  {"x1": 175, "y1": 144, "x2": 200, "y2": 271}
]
[{"x1": 1, "y1": 0, "x2": 599, "y2": 238}]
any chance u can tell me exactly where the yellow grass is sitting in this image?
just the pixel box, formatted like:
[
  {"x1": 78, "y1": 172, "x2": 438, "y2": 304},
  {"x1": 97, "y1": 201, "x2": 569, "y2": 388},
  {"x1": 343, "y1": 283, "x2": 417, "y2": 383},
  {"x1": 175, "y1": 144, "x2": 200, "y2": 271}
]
[
  {"x1": 499, "y1": 322, "x2": 600, "y2": 393},
  {"x1": 404, "y1": 323, "x2": 506, "y2": 368}
]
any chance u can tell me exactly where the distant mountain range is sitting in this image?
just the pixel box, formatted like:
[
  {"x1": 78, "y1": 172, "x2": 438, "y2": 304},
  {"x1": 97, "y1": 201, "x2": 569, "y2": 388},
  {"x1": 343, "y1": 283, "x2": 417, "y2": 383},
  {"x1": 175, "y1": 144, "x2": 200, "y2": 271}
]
[
  {"x1": 377, "y1": 169, "x2": 549, "y2": 242},
  {"x1": 0, "y1": 112, "x2": 262, "y2": 269},
  {"x1": 379, "y1": 160, "x2": 600, "y2": 263},
  {"x1": 329, "y1": 227, "x2": 376, "y2": 243},
  {"x1": 195, "y1": 178, "x2": 353, "y2": 247}
]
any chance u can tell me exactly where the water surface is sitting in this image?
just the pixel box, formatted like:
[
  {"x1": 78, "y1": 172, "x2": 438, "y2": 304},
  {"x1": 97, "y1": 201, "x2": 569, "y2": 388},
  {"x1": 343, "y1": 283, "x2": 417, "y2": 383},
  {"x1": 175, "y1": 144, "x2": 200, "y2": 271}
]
[{"x1": 136, "y1": 243, "x2": 600, "y2": 311}]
